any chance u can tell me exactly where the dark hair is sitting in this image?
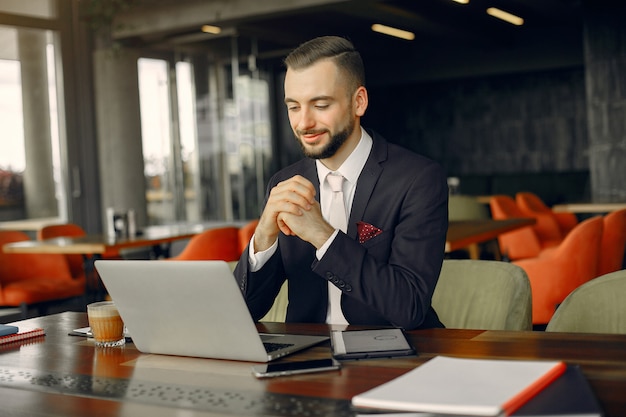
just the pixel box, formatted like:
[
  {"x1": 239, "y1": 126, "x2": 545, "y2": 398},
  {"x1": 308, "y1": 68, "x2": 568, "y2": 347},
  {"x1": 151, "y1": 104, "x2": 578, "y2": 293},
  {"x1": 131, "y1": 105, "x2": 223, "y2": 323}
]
[{"x1": 284, "y1": 36, "x2": 366, "y2": 93}]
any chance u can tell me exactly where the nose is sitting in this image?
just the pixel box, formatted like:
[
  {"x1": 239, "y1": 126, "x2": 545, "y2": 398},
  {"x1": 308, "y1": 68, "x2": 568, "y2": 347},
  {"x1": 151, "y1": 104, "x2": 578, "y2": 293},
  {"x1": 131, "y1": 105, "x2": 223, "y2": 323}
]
[{"x1": 296, "y1": 107, "x2": 315, "y2": 131}]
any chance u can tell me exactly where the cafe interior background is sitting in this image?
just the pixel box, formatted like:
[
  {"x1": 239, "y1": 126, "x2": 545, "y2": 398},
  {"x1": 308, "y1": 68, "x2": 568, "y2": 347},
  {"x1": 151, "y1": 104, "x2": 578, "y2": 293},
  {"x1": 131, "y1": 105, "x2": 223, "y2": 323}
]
[{"x1": 0, "y1": 0, "x2": 623, "y2": 247}]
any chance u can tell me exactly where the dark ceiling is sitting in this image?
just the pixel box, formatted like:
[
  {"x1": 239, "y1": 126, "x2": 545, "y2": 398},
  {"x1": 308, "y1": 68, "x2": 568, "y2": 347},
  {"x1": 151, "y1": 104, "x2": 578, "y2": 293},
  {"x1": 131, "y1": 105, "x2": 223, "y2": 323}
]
[{"x1": 112, "y1": 0, "x2": 584, "y2": 83}]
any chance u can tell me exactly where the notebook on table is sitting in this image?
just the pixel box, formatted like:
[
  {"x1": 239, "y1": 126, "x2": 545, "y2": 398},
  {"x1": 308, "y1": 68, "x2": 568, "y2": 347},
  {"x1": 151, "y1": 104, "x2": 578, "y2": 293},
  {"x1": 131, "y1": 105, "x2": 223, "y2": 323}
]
[{"x1": 94, "y1": 260, "x2": 327, "y2": 362}]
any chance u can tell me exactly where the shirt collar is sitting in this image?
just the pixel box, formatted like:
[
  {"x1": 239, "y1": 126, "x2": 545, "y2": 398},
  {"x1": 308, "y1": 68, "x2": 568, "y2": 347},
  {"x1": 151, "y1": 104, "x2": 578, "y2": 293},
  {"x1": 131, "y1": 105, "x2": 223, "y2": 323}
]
[{"x1": 316, "y1": 126, "x2": 373, "y2": 186}]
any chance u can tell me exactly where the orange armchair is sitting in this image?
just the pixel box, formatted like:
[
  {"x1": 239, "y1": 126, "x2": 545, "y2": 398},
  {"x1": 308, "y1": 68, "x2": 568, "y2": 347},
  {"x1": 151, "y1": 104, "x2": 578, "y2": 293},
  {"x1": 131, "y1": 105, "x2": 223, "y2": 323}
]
[
  {"x1": 170, "y1": 226, "x2": 240, "y2": 261},
  {"x1": 38, "y1": 223, "x2": 88, "y2": 282},
  {"x1": 598, "y1": 208, "x2": 626, "y2": 276},
  {"x1": 489, "y1": 195, "x2": 542, "y2": 260},
  {"x1": 516, "y1": 192, "x2": 577, "y2": 242},
  {"x1": 39, "y1": 223, "x2": 122, "y2": 298},
  {"x1": 512, "y1": 216, "x2": 603, "y2": 325},
  {"x1": 37, "y1": 223, "x2": 86, "y2": 240},
  {"x1": 0, "y1": 230, "x2": 86, "y2": 316}
]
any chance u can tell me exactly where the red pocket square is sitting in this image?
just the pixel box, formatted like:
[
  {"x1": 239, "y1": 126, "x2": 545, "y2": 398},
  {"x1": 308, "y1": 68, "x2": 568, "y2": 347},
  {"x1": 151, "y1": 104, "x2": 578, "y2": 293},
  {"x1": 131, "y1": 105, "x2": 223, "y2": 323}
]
[{"x1": 357, "y1": 221, "x2": 383, "y2": 244}]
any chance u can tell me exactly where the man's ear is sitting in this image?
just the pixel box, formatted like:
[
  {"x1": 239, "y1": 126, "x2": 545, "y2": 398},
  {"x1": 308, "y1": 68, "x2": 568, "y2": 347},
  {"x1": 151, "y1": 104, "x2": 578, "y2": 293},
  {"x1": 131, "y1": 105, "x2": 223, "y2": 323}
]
[{"x1": 354, "y1": 86, "x2": 368, "y2": 116}]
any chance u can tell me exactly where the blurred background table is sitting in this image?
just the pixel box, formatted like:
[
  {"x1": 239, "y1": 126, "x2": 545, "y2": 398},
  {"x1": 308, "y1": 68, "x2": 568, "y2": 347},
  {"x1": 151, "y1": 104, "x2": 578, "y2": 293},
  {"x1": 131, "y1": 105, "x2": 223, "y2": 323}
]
[
  {"x1": 1, "y1": 223, "x2": 241, "y2": 302},
  {"x1": 446, "y1": 218, "x2": 535, "y2": 259},
  {"x1": 1, "y1": 223, "x2": 209, "y2": 258},
  {"x1": 552, "y1": 202, "x2": 626, "y2": 214}
]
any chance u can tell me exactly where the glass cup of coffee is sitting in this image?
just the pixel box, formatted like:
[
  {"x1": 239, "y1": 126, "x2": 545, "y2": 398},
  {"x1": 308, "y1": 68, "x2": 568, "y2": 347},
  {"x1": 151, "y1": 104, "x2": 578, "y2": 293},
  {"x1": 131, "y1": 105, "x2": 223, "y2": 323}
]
[{"x1": 87, "y1": 301, "x2": 125, "y2": 347}]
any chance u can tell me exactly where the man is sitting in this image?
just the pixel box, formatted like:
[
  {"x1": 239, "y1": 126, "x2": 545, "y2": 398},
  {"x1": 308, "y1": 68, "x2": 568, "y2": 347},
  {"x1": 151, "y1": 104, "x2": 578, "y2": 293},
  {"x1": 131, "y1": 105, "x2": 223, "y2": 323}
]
[{"x1": 234, "y1": 36, "x2": 448, "y2": 330}]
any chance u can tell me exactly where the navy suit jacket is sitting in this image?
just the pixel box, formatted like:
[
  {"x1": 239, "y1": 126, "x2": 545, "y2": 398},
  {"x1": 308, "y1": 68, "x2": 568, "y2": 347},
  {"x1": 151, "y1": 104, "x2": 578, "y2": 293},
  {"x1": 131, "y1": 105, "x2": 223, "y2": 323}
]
[{"x1": 234, "y1": 130, "x2": 448, "y2": 330}]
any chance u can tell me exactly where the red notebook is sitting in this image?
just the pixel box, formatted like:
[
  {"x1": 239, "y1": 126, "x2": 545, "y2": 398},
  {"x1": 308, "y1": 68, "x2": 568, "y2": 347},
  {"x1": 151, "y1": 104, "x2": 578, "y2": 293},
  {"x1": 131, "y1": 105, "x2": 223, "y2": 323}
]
[
  {"x1": 352, "y1": 356, "x2": 567, "y2": 416},
  {"x1": 0, "y1": 327, "x2": 45, "y2": 345}
]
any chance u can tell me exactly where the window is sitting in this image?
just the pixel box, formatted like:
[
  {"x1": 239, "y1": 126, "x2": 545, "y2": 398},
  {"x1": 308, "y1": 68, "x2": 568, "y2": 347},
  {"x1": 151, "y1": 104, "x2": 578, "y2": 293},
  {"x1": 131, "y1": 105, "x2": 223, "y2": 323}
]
[
  {"x1": 138, "y1": 56, "x2": 272, "y2": 224},
  {"x1": 0, "y1": 23, "x2": 64, "y2": 223},
  {"x1": 0, "y1": 0, "x2": 57, "y2": 18}
]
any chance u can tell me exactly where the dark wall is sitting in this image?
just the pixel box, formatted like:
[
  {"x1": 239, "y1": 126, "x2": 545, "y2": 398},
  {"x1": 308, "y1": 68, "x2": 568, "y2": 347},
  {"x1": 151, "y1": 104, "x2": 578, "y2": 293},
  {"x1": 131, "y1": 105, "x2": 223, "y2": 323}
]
[
  {"x1": 584, "y1": 0, "x2": 626, "y2": 202},
  {"x1": 271, "y1": 64, "x2": 591, "y2": 204},
  {"x1": 364, "y1": 66, "x2": 589, "y2": 178}
]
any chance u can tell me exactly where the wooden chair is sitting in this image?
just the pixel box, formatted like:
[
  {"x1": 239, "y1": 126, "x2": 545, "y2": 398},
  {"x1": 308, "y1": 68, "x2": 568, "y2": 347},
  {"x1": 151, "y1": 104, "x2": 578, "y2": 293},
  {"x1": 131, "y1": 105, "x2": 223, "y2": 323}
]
[
  {"x1": 598, "y1": 208, "x2": 626, "y2": 276},
  {"x1": 513, "y1": 216, "x2": 604, "y2": 326},
  {"x1": 546, "y1": 269, "x2": 626, "y2": 334},
  {"x1": 170, "y1": 226, "x2": 240, "y2": 261},
  {"x1": 0, "y1": 230, "x2": 86, "y2": 317},
  {"x1": 431, "y1": 259, "x2": 532, "y2": 330}
]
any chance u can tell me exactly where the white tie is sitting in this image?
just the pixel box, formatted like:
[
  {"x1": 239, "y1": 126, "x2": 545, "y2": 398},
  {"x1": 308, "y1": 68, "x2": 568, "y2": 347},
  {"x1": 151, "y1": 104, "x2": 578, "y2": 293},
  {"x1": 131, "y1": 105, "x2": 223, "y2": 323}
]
[
  {"x1": 326, "y1": 173, "x2": 348, "y2": 324},
  {"x1": 327, "y1": 173, "x2": 347, "y2": 232}
]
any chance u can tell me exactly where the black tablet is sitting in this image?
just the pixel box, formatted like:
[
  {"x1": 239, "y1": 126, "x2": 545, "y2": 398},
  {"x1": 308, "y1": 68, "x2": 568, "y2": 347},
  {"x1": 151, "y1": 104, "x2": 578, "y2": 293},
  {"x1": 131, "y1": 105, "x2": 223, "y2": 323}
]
[{"x1": 330, "y1": 328, "x2": 416, "y2": 360}]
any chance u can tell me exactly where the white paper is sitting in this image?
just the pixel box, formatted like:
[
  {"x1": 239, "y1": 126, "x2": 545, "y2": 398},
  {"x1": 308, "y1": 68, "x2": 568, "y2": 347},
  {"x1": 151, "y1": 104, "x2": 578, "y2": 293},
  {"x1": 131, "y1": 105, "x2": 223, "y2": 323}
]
[{"x1": 352, "y1": 356, "x2": 564, "y2": 416}]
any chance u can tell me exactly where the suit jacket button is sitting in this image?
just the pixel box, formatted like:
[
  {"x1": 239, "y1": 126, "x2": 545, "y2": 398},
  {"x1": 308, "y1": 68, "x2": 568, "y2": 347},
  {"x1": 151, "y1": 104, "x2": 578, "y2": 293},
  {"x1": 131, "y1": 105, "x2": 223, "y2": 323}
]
[
  {"x1": 344, "y1": 284, "x2": 352, "y2": 292},
  {"x1": 326, "y1": 272, "x2": 334, "y2": 280}
]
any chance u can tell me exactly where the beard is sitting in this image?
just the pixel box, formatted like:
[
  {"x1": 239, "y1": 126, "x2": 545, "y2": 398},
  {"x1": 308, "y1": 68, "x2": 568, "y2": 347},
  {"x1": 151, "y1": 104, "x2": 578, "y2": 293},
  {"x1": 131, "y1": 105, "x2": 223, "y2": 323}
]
[{"x1": 295, "y1": 118, "x2": 355, "y2": 160}]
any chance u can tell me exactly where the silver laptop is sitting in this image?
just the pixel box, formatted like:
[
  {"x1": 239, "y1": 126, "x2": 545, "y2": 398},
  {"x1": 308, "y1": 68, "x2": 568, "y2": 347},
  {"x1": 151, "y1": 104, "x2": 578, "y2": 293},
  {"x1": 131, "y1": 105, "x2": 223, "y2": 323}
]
[{"x1": 94, "y1": 260, "x2": 328, "y2": 362}]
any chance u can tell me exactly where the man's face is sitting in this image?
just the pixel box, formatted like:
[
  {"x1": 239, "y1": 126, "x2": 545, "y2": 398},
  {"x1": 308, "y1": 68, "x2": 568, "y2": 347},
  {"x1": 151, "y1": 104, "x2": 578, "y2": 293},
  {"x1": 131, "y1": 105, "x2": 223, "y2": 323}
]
[{"x1": 284, "y1": 60, "x2": 358, "y2": 160}]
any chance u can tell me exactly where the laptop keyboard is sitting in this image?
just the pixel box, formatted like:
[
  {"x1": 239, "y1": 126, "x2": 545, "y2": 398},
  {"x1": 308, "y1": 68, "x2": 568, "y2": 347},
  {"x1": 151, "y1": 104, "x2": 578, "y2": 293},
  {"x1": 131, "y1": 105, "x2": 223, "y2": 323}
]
[{"x1": 263, "y1": 342, "x2": 294, "y2": 353}]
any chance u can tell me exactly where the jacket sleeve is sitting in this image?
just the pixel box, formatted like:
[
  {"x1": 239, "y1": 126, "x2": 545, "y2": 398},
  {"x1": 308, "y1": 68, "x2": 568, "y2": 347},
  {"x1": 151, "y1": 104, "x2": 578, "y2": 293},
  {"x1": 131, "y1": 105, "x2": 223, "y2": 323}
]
[{"x1": 233, "y1": 241, "x2": 287, "y2": 321}]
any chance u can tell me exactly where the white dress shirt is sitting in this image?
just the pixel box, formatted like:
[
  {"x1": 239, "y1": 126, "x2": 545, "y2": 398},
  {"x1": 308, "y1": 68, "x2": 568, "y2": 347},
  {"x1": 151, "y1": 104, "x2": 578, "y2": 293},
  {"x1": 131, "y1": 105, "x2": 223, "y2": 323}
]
[
  {"x1": 314, "y1": 128, "x2": 372, "y2": 258},
  {"x1": 248, "y1": 127, "x2": 373, "y2": 323}
]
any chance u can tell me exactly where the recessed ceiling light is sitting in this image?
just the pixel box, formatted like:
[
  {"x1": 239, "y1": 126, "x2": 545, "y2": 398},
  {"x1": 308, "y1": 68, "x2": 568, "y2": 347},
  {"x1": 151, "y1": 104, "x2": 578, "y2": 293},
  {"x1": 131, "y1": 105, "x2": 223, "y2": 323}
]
[
  {"x1": 451, "y1": 0, "x2": 470, "y2": 4},
  {"x1": 486, "y1": 7, "x2": 524, "y2": 26},
  {"x1": 201, "y1": 25, "x2": 222, "y2": 34},
  {"x1": 371, "y1": 24, "x2": 415, "y2": 41}
]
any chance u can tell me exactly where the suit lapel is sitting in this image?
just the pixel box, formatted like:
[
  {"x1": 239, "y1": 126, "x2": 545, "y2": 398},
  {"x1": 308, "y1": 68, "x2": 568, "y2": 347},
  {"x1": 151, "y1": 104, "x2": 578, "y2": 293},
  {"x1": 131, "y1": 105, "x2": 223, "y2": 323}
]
[
  {"x1": 347, "y1": 133, "x2": 387, "y2": 238},
  {"x1": 300, "y1": 160, "x2": 321, "y2": 202}
]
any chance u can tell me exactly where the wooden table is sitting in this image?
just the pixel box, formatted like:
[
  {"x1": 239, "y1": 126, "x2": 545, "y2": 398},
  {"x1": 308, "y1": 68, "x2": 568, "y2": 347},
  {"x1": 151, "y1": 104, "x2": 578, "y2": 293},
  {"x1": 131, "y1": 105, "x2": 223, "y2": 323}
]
[
  {"x1": 552, "y1": 202, "x2": 626, "y2": 214},
  {"x1": 3, "y1": 219, "x2": 531, "y2": 262},
  {"x1": 446, "y1": 218, "x2": 536, "y2": 259},
  {"x1": 1, "y1": 223, "x2": 208, "y2": 257},
  {"x1": 0, "y1": 312, "x2": 623, "y2": 417},
  {"x1": 0, "y1": 216, "x2": 63, "y2": 231}
]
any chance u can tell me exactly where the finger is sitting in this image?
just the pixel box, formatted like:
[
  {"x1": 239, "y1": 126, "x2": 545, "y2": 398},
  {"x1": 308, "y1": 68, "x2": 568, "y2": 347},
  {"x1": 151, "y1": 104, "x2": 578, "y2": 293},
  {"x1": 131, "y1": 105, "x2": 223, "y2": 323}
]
[
  {"x1": 290, "y1": 175, "x2": 316, "y2": 192},
  {"x1": 277, "y1": 215, "x2": 294, "y2": 235},
  {"x1": 277, "y1": 176, "x2": 316, "y2": 204},
  {"x1": 270, "y1": 188, "x2": 312, "y2": 212}
]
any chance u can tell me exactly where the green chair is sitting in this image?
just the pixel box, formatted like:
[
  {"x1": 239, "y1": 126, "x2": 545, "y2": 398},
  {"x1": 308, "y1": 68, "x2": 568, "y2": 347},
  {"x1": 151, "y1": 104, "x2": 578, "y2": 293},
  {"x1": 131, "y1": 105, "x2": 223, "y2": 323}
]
[
  {"x1": 448, "y1": 194, "x2": 491, "y2": 220},
  {"x1": 228, "y1": 261, "x2": 288, "y2": 322},
  {"x1": 432, "y1": 259, "x2": 532, "y2": 330},
  {"x1": 448, "y1": 195, "x2": 490, "y2": 221},
  {"x1": 259, "y1": 281, "x2": 288, "y2": 322},
  {"x1": 546, "y1": 270, "x2": 626, "y2": 334},
  {"x1": 448, "y1": 195, "x2": 496, "y2": 259}
]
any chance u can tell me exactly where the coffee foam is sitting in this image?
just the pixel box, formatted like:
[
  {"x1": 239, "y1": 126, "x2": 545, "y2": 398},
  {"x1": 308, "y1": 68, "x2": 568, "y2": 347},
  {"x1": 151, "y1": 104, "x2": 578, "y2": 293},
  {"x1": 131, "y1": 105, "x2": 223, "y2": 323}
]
[
  {"x1": 87, "y1": 302, "x2": 121, "y2": 318},
  {"x1": 88, "y1": 307, "x2": 121, "y2": 318}
]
